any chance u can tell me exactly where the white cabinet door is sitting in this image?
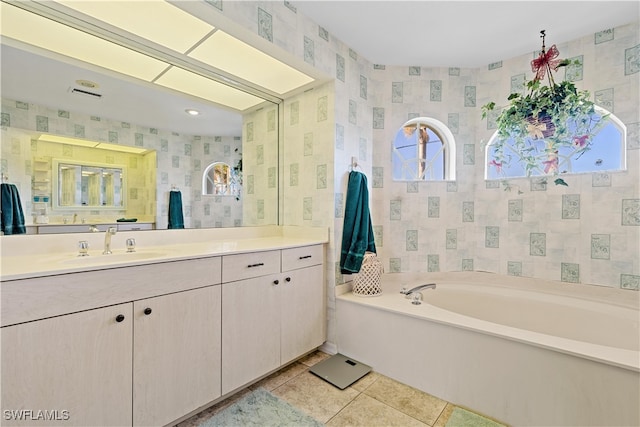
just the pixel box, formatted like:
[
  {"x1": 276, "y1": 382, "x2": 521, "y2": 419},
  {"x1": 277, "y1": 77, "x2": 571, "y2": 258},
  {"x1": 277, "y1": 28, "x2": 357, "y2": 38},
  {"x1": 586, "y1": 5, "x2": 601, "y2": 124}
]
[
  {"x1": 133, "y1": 285, "x2": 221, "y2": 427},
  {"x1": 281, "y1": 264, "x2": 325, "y2": 364},
  {"x1": 221, "y1": 273, "x2": 281, "y2": 394},
  {"x1": 1, "y1": 304, "x2": 133, "y2": 427}
]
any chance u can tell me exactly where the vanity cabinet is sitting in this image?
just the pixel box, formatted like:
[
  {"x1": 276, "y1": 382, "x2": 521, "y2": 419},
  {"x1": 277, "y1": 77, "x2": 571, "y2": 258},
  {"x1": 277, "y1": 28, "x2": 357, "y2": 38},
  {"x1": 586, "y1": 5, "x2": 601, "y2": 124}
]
[
  {"x1": 1, "y1": 303, "x2": 133, "y2": 427},
  {"x1": 221, "y1": 244, "x2": 325, "y2": 394},
  {"x1": 1, "y1": 240, "x2": 325, "y2": 426},
  {"x1": 133, "y1": 286, "x2": 221, "y2": 427}
]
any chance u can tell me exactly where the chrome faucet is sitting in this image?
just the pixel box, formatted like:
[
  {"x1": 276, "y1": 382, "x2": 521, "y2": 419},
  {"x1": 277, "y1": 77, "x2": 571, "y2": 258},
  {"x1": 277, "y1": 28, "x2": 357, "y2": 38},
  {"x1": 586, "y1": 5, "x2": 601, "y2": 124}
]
[
  {"x1": 103, "y1": 226, "x2": 117, "y2": 255},
  {"x1": 400, "y1": 283, "x2": 436, "y2": 297}
]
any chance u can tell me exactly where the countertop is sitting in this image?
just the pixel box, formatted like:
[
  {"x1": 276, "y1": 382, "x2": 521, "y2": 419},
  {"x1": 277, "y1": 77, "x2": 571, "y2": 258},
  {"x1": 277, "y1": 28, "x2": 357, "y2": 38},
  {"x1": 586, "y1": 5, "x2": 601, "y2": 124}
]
[{"x1": 0, "y1": 226, "x2": 329, "y2": 281}]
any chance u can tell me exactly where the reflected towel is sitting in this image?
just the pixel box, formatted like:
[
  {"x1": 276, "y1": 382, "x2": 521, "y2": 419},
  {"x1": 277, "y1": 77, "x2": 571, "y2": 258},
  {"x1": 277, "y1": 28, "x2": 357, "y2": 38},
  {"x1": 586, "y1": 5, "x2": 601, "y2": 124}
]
[
  {"x1": 1, "y1": 183, "x2": 26, "y2": 235},
  {"x1": 340, "y1": 171, "x2": 376, "y2": 274},
  {"x1": 168, "y1": 190, "x2": 184, "y2": 229}
]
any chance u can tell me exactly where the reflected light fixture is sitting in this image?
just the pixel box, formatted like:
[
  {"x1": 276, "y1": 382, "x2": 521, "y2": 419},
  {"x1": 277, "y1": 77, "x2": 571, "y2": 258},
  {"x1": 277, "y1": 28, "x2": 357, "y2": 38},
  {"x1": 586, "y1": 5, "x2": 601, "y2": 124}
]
[
  {"x1": 38, "y1": 134, "x2": 149, "y2": 154},
  {"x1": 185, "y1": 109, "x2": 200, "y2": 116}
]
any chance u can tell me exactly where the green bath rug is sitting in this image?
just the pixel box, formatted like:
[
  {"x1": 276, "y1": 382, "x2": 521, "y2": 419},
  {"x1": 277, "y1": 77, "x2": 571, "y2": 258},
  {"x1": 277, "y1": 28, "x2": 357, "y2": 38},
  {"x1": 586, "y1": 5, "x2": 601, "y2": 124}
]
[
  {"x1": 197, "y1": 388, "x2": 324, "y2": 427},
  {"x1": 445, "y1": 407, "x2": 506, "y2": 427}
]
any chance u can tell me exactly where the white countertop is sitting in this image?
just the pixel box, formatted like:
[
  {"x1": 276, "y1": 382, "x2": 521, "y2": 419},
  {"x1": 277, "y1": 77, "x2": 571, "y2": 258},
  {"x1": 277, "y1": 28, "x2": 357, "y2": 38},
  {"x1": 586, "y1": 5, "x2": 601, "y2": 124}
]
[{"x1": 0, "y1": 226, "x2": 329, "y2": 281}]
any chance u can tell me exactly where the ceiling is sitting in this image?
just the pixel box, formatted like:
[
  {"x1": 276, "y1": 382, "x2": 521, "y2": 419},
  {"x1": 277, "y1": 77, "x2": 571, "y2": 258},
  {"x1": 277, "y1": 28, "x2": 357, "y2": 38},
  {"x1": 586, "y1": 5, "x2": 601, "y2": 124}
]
[
  {"x1": 1, "y1": 1, "x2": 638, "y2": 137},
  {"x1": 293, "y1": 1, "x2": 640, "y2": 68}
]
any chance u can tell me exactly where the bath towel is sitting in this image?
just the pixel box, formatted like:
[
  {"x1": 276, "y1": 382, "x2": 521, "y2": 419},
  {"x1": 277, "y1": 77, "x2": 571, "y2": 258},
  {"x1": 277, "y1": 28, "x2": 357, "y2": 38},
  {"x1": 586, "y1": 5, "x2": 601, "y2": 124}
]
[
  {"x1": 1, "y1": 183, "x2": 26, "y2": 235},
  {"x1": 168, "y1": 190, "x2": 184, "y2": 229},
  {"x1": 340, "y1": 171, "x2": 376, "y2": 274}
]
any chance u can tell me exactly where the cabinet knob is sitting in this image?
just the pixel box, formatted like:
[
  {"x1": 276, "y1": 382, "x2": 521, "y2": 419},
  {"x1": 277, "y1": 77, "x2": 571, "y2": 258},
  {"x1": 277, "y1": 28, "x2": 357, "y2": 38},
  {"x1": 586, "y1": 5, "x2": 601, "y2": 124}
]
[
  {"x1": 144, "y1": 307, "x2": 152, "y2": 315},
  {"x1": 285, "y1": 277, "x2": 291, "y2": 282},
  {"x1": 115, "y1": 314, "x2": 125, "y2": 323},
  {"x1": 273, "y1": 279, "x2": 279, "y2": 285}
]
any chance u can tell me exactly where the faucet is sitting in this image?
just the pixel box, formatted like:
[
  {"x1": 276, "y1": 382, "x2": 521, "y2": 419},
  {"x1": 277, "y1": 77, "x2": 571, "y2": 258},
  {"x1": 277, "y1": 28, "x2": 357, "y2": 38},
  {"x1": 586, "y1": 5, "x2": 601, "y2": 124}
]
[
  {"x1": 88, "y1": 224, "x2": 100, "y2": 233},
  {"x1": 103, "y1": 226, "x2": 117, "y2": 255},
  {"x1": 400, "y1": 283, "x2": 436, "y2": 297}
]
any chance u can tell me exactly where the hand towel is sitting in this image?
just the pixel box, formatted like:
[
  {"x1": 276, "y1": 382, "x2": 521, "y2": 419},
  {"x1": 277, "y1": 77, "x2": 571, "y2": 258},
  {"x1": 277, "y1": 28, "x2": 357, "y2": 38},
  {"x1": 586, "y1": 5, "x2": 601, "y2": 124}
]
[
  {"x1": 168, "y1": 190, "x2": 184, "y2": 229},
  {"x1": 1, "y1": 183, "x2": 27, "y2": 235},
  {"x1": 340, "y1": 171, "x2": 376, "y2": 274}
]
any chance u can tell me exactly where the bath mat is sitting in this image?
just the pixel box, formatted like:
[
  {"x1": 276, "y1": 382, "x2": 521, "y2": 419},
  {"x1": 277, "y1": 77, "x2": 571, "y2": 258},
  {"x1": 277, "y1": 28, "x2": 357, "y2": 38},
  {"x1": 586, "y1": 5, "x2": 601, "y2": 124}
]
[
  {"x1": 445, "y1": 407, "x2": 506, "y2": 427},
  {"x1": 197, "y1": 388, "x2": 324, "y2": 427}
]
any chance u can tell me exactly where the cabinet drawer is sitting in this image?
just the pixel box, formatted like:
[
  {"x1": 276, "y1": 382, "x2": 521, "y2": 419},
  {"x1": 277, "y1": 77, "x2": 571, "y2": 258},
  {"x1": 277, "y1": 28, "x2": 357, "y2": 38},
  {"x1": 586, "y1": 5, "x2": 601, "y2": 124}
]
[
  {"x1": 281, "y1": 245, "x2": 323, "y2": 272},
  {"x1": 1, "y1": 257, "x2": 222, "y2": 327},
  {"x1": 222, "y1": 250, "x2": 281, "y2": 283},
  {"x1": 117, "y1": 222, "x2": 153, "y2": 231}
]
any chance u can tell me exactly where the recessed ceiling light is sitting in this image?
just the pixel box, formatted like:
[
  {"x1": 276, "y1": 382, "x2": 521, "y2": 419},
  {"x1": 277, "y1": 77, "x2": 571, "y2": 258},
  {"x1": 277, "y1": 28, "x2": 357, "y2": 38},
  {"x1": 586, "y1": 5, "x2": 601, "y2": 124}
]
[{"x1": 185, "y1": 109, "x2": 200, "y2": 116}]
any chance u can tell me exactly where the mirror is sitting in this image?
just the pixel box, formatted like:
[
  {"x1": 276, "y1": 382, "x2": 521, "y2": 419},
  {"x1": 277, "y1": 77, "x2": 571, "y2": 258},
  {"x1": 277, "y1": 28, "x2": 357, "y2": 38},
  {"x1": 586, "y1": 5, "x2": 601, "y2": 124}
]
[
  {"x1": 53, "y1": 160, "x2": 125, "y2": 209},
  {"x1": 0, "y1": 2, "x2": 291, "y2": 232}
]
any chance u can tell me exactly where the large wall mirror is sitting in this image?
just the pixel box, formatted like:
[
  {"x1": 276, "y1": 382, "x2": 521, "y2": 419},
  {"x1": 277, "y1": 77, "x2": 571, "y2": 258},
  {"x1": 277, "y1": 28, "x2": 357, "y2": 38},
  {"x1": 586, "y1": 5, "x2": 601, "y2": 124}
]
[{"x1": 0, "y1": 1, "x2": 317, "y2": 233}]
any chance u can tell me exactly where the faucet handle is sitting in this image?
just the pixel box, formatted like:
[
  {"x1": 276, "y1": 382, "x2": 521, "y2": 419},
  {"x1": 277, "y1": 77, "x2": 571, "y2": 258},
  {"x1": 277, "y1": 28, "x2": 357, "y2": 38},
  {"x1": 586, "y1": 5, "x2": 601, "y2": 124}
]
[
  {"x1": 126, "y1": 238, "x2": 136, "y2": 253},
  {"x1": 78, "y1": 240, "x2": 89, "y2": 257}
]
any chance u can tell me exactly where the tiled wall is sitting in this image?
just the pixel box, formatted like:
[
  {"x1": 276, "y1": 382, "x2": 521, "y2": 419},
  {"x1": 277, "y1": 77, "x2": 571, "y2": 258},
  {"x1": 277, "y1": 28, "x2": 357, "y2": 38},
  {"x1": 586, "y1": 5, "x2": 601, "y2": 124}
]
[
  {"x1": 370, "y1": 23, "x2": 639, "y2": 290},
  {"x1": 0, "y1": 97, "x2": 243, "y2": 228},
  {"x1": 213, "y1": 2, "x2": 638, "y2": 350},
  {"x1": 242, "y1": 104, "x2": 280, "y2": 226}
]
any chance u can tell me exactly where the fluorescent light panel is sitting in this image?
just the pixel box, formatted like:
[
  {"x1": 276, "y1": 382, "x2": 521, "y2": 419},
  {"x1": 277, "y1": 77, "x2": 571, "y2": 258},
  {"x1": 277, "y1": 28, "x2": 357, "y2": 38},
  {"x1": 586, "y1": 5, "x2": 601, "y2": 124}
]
[
  {"x1": 0, "y1": 2, "x2": 169, "y2": 82},
  {"x1": 155, "y1": 67, "x2": 265, "y2": 111},
  {"x1": 55, "y1": 0, "x2": 214, "y2": 54},
  {"x1": 38, "y1": 134, "x2": 148, "y2": 154},
  {"x1": 188, "y1": 31, "x2": 315, "y2": 95}
]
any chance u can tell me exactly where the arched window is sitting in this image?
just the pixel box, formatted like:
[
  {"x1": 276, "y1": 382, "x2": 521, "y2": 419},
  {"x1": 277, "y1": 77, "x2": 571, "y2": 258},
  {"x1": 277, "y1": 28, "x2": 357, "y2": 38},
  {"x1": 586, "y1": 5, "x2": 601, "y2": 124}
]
[
  {"x1": 485, "y1": 107, "x2": 626, "y2": 180},
  {"x1": 392, "y1": 117, "x2": 456, "y2": 181}
]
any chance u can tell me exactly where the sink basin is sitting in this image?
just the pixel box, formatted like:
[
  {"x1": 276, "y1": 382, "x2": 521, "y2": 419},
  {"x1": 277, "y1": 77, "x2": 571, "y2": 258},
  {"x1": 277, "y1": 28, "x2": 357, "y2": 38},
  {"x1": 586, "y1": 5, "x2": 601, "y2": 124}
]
[{"x1": 61, "y1": 251, "x2": 169, "y2": 265}]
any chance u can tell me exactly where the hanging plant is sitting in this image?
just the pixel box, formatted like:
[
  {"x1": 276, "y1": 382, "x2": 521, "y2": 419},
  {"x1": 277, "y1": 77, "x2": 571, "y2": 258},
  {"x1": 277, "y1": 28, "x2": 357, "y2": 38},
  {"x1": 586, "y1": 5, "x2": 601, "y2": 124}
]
[{"x1": 482, "y1": 30, "x2": 608, "y2": 184}]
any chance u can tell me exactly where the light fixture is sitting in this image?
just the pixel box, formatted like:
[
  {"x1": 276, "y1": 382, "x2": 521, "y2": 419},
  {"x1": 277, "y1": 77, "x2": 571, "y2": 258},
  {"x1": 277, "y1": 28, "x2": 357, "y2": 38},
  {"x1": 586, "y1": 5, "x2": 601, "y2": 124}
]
[
  {"x1": 185, "y1": 109, "x2": 200, "y2": 116},
  {"x1": 38, "y1": 134, "x2": 149, "y2": 154}
]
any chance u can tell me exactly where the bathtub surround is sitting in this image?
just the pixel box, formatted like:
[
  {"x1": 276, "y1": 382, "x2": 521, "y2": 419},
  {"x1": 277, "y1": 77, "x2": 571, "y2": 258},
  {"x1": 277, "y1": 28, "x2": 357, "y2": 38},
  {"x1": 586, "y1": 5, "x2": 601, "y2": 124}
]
[{"x1": 336, "y1": 271, "x2": 639, "y2": 426}]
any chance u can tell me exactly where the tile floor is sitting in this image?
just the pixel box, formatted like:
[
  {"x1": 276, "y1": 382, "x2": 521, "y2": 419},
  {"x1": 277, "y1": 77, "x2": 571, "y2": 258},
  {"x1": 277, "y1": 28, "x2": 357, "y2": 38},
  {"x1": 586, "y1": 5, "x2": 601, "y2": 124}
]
[{"x1": 177, "y1": 351, "x2": 507, "y2": 427}]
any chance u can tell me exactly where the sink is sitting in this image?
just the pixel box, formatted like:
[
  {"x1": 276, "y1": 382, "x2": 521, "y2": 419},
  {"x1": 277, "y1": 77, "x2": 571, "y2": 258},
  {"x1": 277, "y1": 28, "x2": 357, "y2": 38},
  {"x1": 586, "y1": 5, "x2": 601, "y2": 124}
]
[{"x1": 61, "y1": 250, "x2": 169, "y2": 265}]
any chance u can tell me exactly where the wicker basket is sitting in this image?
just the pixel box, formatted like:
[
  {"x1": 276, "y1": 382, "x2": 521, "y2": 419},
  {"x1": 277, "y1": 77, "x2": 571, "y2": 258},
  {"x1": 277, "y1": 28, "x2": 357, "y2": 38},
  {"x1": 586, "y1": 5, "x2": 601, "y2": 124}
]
[{"x1": 353, "y1": 252, "x2": 383, "y2": 297}]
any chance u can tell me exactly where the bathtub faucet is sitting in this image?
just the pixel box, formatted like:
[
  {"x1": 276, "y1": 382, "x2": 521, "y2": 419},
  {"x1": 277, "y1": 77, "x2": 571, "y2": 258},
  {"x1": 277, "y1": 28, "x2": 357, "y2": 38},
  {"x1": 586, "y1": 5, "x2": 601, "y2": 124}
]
[{"x1": 400, "y1": 283, "x2": 436, "y2": 297}]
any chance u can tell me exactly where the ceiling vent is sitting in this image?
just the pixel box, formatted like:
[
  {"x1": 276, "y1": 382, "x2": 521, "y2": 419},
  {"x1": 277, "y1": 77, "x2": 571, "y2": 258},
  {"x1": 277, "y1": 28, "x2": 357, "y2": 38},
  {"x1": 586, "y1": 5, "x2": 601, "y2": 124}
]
[{"x1": 69, "y1": 87, "x2": 103, "y2": 99}]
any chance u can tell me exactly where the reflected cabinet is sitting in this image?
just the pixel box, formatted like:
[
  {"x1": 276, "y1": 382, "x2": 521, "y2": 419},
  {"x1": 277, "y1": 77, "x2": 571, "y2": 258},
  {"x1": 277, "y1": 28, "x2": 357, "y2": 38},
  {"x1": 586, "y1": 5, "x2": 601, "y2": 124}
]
[{"x1": 53, "y1": 159, "x2": 126, "y2": 209}]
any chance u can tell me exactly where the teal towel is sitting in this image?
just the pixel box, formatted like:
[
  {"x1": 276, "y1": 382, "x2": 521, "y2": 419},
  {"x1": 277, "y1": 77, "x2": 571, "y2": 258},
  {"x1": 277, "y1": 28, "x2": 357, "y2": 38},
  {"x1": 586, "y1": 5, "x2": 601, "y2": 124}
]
[
  {"x1": 168, "y1": 190, "x2": 184, "y2": 229},
  {"x1": 340, "y1": 171, "x2": 376, "y2": 274},
  {"x1": 1, "y1": 183, "x2": 26, "y2": 235}
]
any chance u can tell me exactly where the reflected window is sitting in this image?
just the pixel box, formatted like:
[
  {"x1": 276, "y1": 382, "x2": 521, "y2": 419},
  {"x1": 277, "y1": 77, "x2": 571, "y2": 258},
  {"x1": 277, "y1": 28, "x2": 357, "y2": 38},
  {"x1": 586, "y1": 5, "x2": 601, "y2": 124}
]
[
  {"x1": 203, "y1": 162, "x2": 236, "y2": 196},
  {"x1": 392, "y1": 117, "x2": 456, "y2": 181},
  {"x1": 485, "y1": 107, "x2": 626, "y2": 179}
]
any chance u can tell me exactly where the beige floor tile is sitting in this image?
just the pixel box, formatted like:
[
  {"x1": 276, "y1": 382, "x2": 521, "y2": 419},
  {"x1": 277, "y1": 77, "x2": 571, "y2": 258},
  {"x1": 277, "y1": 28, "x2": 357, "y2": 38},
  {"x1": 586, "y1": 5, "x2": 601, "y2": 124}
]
[
  {"x1": 350, "y1": 371, "x2": 380, "y2": 392},
  {"x1": 363, "y1": 375, "x2": 447, "y2": 425},
  {"x1": 272, "y1": 371, "x2": 360, "y2": 423},
  {"x1": 327, "y1": 394, "x2": 428, "y2": 427},
  {"x1": 249, "y1": 361, "x2": 308, "y2": 391},
  {"x1": 433, "y1": 402, "x2": 456, "y2": 427},
  {"x1": 299, "y1": 349, "x2": 331, "y2": 367}
]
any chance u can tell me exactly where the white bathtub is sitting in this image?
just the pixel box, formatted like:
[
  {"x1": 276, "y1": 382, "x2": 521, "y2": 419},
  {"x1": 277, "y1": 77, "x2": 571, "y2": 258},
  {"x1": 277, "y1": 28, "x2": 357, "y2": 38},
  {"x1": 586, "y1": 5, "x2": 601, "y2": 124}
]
[{"x1": 336, "y1": 272, "x2": 640, "y2": 426}]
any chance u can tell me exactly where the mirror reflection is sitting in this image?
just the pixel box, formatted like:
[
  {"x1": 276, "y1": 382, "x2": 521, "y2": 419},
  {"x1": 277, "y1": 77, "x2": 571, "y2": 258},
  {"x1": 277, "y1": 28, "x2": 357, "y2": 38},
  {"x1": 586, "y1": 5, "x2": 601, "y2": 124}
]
[
  {"x1": 202, "y1": 161, "x2": 241, "y2": 198},
  {"x1": 54, "y1": 160, "x2": 125, "y2": 209}
]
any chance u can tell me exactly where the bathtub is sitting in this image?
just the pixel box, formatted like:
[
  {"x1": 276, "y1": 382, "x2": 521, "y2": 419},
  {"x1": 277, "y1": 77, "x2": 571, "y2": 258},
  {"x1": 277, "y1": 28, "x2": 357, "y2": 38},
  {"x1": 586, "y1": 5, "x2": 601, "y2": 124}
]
[{"x1": 336, "y1": 272, "x2": 640, "y2": 426}]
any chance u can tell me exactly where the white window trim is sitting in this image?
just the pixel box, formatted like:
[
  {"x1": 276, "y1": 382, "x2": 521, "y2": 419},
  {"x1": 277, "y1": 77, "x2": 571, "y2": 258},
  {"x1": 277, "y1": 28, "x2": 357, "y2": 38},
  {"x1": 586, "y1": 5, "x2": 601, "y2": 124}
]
[
  {"x1": 398, "y1": 117, "x2": 457, "y2": 181},
  {"x1": 483, "y1": 106, "x2": 626, "y2": 180}
]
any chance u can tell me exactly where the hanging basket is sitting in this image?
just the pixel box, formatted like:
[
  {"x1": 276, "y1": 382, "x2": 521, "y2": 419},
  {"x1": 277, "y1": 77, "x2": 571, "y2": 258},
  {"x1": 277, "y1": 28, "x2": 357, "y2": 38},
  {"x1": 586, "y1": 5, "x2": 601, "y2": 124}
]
[
  {"x1": 525, "y1": 112, "x2": 556, "y2": 139},
  {"x1": 352, "y1": 252, "x2": 383, "y2": 297}
]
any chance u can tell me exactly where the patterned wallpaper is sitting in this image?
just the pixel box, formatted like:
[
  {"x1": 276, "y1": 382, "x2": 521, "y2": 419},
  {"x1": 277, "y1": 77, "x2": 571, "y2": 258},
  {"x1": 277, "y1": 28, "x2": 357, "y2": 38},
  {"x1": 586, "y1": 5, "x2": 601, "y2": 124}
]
[
  {"x1": 0, "y1": 98, "x2": 243, "y2": 228},
  {"x1": 211, "y1": 2, "x2": 638, "y2": 349},
  {"x1": 370, "y1": 23, "x2": 639, "y2": 290}
]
